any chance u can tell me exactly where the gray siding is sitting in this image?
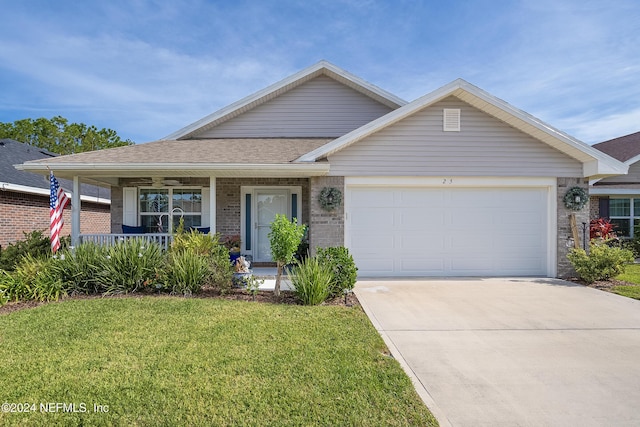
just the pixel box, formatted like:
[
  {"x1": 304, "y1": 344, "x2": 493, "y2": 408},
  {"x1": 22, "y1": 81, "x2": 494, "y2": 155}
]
[
  {"x1": 596, "y1": 161, "x2": 640, "y2": 185},
  {"x1": 328, "y1": 97, "x2": 583, "y2": 177},
  {"x1": 197, "y1": 76, "x2": 394, "y2": 138}
]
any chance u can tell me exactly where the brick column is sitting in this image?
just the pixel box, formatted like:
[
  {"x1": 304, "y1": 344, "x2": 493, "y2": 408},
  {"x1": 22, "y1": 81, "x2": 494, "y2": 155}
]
[
  {"x1": 557, "y1": 178, "x2": 590, "y2": 278},
  {"x1": 309, "y1": 176, "x2": 345, "y2": 255}
]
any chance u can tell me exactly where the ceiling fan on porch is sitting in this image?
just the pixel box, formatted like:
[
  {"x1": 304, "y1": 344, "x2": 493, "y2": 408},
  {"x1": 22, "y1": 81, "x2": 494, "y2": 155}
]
[
  {"x1": 124, "y1": 177, "x2": 183, "y2": 187},
  {"x1": 152, "y1": 177, "x2": 182, "y2": 187}
]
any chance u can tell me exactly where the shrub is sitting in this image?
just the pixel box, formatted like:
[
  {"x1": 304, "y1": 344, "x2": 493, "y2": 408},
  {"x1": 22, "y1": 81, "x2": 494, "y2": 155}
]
[
  {"x1": 268, "y1": 214, "x2": 305, "y2": 296},
  {"x1": 0, "y1": 230, "x2": 63, "y2": 271},
  {"x1": 205, "y1": 243, "x2": 233, "y2": 292},
  {"x1": 0, "y1": 280, "x2": 7, "y2": 306},
  {"x1": 161, "y1": 250, "x2": 210, "y2": 296},
  {"x1": 170, "y1": 230, "x2": 232, "y2": 291},
  {"x1": 1, "y1": 255, "x2": 67, "y2": 303},
  {"x1": 0, "y1": 269, "x2": 24, "y2": 303},
  {"x1": 567, "y1": 241, "x2": 635, "y2": 284},
  {"x1": 100, "y1": 239, "x2": 164, "y2": 295},
  {"x1": 172, "y1": 229, "x2": 217, "y2": 256},
  {"x1": 50, "y1": 242, "x2": 109, "y2": 294},
  {"x1": 291, "y1": 256, "x2": 333, "y2": 305},
  {"x1": 316, "y1": 246, "x2": 358, "y2": 298}
]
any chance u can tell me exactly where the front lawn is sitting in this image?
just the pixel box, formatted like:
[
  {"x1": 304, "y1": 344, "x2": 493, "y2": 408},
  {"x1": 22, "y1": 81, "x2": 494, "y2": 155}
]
[
  {"x1": 0, "y1": 297, "x2": 437, "y2": 426},
  {"x1": 613, "y1": 264, "x2": 640, "y2": 299}
]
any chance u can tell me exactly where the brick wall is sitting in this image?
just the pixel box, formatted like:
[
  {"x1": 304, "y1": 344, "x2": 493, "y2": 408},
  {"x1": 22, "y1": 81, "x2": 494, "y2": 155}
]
[
  {"x1": 309, "y1": 176, "x2": 345, "y2": 254},
  {"x1": 589, "y1": 196, "x2": 600, "y2": 220},
  {"x1": 216, "y1": 178, "x2": 310, "y2": 237},
  {"x1": 557, "y1": 178, "x2": 590, "y2": 278},
  {"x1": 0, "y1": 191, "x2": 110, "y2": 248}
]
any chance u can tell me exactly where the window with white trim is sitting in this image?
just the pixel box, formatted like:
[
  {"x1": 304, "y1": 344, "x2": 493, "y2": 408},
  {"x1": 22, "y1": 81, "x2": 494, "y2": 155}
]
[
  {"x1": 139, "y1": 188, "x2": 202, "y2": 233},
  {"x1": 609, "y1": 198, "x2": 640, "y2": 238}
]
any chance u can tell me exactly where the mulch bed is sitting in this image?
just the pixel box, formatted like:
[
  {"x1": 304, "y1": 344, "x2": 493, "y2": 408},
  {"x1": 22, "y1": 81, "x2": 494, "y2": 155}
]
[
  {"x1": 0, "y1": 287, "x2": 361, "y2": 315},
  {"x1": 566, "y1": 277, "x2": 639, "y2": 293}
]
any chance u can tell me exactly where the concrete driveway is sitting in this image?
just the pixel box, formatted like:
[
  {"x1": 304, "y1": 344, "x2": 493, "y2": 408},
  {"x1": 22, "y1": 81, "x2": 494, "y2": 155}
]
[{"x1": 355, "y1": 278, "x2": 640, "y2": 427}]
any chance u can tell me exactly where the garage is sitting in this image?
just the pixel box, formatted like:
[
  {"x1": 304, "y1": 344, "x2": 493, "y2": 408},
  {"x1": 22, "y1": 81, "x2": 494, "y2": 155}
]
[{"x1": 346, "y1": 180, "x2": 553, "y2": 277}]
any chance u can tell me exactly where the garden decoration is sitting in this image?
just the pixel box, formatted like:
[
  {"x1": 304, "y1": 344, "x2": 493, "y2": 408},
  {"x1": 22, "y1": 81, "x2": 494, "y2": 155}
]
[
  {"x1": 318, "y1": 187, "x2": 342, "y2": 211},
  {"x1": 563, "y1": 186, "x2": 588, "y2": 211},
  {"x1": 232, "y1": 256, "x2": 252, "y2": 287}
]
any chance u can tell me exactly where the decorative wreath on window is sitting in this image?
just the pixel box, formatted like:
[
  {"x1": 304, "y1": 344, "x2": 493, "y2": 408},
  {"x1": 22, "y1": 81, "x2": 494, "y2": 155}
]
[
  {"x1": 563, "y1": 186, "x2": 589, "y2": 211},
  {"x1": 318, "y1": 187, "x2": 343, "y2": 211}
]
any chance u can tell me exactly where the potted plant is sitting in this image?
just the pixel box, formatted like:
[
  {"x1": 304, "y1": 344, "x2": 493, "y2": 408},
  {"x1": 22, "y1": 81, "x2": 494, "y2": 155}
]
[
  {"x1": 223, "y1": 234, "x2": 242, "y2": 264},
  {"x1": 232, "y1": 256, "x2": 252, "y2": 288}
]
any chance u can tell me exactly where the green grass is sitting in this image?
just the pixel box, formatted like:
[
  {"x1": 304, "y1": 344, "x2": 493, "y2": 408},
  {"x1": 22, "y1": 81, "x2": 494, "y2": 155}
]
[
  {"x1": 0, "y1": 297, "x2": 437, "y2": 426},
  {"x1": 613, "y1": 264, "x2": 640, "y2": 299},
  {"x1": 616, "y1": 263, "x2": 640, "y2": 284}
]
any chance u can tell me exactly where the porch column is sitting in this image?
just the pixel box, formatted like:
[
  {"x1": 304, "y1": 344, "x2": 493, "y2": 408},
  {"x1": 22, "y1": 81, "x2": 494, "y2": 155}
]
[
  {"x1": 71, "y1": 176, "x2": 81, "y2": 246},
  {"x1": 209, "y1": 176, "x2": 216, "y2": 233}
]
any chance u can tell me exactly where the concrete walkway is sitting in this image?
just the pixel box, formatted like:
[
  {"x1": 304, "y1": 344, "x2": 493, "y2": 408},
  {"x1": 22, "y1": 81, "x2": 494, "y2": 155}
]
[{"x1": 355, "y1": 278, "x2": 640, "y2": 427}]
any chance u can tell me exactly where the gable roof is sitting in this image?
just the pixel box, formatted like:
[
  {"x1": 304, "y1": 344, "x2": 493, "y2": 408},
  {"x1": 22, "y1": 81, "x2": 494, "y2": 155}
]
[
  {"x1": 163, "y1": 60, "x2": 407, "y2": 140},
  {"x1": 592, "y1": 131, "x2": 640, "y2": 163},
  {"x1": 1, "y1": 139, "x2": 110, "y2": 202},
  {"x1": 296, "y1": 79, "x2": 627, "y2": 179}
]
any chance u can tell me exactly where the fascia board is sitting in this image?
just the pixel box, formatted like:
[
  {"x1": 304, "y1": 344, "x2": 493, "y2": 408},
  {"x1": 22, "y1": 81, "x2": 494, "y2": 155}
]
[{"x1": 15, "y1": 162, "x2": 329, "y2": 175}]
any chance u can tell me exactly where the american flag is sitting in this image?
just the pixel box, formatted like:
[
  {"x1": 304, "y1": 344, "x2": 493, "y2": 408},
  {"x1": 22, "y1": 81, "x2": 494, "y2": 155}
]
[{"x1": 49, "y1": 171, "x2": 70, "y2": 252}]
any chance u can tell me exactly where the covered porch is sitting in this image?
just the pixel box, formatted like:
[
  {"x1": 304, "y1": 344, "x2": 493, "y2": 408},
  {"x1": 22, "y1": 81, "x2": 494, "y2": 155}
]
[{"x1": 13, "y1": 138, "x2": 334, "y2": 261}]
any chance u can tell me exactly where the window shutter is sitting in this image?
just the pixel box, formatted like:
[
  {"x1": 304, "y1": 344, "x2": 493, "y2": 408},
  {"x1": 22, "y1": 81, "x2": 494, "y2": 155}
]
[
  {"x1": 123, "y1": 187, "x2": 138, "y2": 226},
  {"x1": 443, "y1": 109, "x2": 461, "y2": 131},
  {"x1": 599, "y1": 196, "x2": 610, "y2": 219}
]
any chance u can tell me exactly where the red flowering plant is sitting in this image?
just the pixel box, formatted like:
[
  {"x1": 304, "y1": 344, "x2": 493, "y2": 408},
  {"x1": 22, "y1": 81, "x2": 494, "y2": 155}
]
[{"x1": 590, "y1": 218, "x2": 617, "y2": 242}]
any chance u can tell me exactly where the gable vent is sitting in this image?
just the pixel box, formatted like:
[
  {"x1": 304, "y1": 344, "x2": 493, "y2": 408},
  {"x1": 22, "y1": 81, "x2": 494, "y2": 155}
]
[{"x1": 443, "y1": 109, "x2": 461, "y2": 132}]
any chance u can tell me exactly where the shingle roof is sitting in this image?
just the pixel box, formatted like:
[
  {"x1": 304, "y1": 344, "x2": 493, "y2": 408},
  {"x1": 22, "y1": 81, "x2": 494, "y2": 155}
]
[
  {"x1": 592, "y1": 131, "x2": 640, "y2": 163},
  {"x1": 25, "y1": 138, "x2": 333, "y2": 165},
  {"x1": 1, "y1": 139, "x2": 110, "y2": 199}
]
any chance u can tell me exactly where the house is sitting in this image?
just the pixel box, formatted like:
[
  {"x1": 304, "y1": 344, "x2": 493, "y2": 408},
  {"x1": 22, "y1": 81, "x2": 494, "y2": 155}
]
[
  {"x1": 15, "y1": 61, "x2": 627, "y2": 277},
  {"x1": 590, "y1": 131, "x2": 640, "y2": 237},
  {"x1": 1, "y1": 138, "x2": 111, "y2": 248}
]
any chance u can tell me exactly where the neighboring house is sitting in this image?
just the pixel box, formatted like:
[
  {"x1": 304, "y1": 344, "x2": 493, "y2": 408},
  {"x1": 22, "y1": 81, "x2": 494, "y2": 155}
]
[
  {"x1": 1, "y1": 139, "x2": 111, "y2": 248},
  {"x1": 590, "y1": 131, "x2": 640, "y2": 237},
  {"x1": 16, "y1": 61, "x2": 627, "y2": 277}
]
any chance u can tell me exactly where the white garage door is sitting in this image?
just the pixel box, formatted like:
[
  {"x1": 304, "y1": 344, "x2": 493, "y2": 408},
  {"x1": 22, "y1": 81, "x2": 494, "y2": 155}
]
[{"x1": 347, "y1": 186, "x2": 549, "y2": 276}]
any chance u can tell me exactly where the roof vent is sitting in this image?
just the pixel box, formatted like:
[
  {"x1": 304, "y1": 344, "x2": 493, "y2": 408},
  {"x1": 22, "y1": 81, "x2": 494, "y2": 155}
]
[{"x1": 443, "y1": 109, "x2": 460, "y2": 132}]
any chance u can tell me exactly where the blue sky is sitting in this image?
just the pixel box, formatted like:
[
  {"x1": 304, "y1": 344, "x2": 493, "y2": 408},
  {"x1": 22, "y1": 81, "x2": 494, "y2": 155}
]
[{"x1": 0, "y1": 0, "x2": 638, "y2": 145}]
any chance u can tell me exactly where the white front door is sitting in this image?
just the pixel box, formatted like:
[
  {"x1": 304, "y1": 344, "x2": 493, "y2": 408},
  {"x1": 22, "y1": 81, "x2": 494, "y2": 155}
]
[{"x1": 254, "y1": 189, "x2": 290, "y2": 262}]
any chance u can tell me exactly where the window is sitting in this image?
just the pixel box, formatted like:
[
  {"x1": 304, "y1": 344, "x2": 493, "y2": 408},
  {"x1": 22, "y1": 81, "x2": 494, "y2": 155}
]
[
  {"x1": 609, "y1": 198, "x2": 640, "y2": 238},
  {"x1": 139, "y1": 188, "x2": 202, "y2": 233}
]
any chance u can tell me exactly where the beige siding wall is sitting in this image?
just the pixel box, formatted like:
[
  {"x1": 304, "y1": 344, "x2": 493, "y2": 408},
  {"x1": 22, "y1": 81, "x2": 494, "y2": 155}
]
[
  {"x1": 197, "y1": 76, "x2": 394, "y2": 138},
  {"x1": 328, "y1": 97, "x2": 583, "y2": 177}
]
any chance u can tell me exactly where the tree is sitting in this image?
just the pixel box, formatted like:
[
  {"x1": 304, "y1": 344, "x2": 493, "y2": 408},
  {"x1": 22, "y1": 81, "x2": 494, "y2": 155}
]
[
  {"x1": 268, "y1": 214, "x2": 305, "y2": 297},
  {"x1": 0, "y1": 116, "x2": 133, "y2": 154}
]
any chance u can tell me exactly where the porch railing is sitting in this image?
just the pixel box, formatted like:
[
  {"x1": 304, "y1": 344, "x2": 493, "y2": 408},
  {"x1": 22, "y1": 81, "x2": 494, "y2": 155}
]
[{"x1": 79, "y1": 233, "x2": 174, "y2": 251}]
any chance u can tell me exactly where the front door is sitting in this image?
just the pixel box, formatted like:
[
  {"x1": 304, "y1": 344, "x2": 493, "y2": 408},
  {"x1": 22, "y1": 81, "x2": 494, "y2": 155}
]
[{"x1": 254, "y1": 189, "x2": 290, "y2": 262}]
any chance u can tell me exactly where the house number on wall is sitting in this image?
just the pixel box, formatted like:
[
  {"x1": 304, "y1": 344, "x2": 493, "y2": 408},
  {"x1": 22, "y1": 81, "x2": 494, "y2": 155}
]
[{"x1": 442, "y1": 178, "x2": 453, "y2": 184}]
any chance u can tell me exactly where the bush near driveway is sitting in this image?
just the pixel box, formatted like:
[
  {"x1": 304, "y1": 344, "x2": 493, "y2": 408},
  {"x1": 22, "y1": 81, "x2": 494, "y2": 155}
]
[{"x1": 567, "y1": 242, "x2": 634, "y2": 284}]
